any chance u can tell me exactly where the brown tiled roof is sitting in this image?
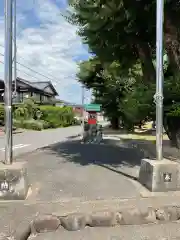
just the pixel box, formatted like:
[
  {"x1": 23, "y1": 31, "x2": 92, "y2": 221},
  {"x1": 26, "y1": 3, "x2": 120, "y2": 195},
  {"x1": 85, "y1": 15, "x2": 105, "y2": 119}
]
[{"x1": 16, "y1": 77, "x2": 58, "y2": 96}]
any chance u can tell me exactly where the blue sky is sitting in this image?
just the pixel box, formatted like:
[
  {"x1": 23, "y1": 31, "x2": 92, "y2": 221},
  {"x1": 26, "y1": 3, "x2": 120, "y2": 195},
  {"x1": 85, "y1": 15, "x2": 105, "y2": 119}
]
[{"x1": 0, "y1": 0, "x2": 91, "y2": 104}]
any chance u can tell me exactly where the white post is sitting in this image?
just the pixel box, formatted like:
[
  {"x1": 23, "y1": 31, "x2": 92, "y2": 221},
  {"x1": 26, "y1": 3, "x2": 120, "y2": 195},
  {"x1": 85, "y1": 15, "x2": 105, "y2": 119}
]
[
  {"x1": 81, "y1": 85, "x2": 85, "y2": 139},
  {"x1": 13, "y1": 0, "x2": 17, "y2": 97},
  {"x1": 4, "y1": 0, "x2": 13, "y2": 164},
  {"x1": 154, "y1": 0, "x2": 164, "y2": 161}
]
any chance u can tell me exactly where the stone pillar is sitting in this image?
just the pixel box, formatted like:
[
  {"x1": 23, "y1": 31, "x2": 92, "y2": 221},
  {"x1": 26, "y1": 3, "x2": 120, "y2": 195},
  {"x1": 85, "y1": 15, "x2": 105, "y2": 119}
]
[
  {"x1": 0, "y1": 162, "x2": 29, "y2": 200},
  {"x1": 139, "y1": 158, "x2": 180, "y2": 192}
]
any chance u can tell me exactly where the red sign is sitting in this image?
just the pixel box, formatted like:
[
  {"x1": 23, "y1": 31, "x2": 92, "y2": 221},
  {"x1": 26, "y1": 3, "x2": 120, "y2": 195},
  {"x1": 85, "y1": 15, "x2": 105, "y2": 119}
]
[{"x1": 88, "y1": 112, "x2": 97, "y2": 125}]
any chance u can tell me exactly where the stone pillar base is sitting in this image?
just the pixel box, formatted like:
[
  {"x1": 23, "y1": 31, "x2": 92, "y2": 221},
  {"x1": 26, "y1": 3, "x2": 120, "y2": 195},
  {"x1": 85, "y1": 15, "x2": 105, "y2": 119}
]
[
  {"x1": 0, "y1": 162, "x2": 29, "y2": 200},
  {"x1": 139, "y1": 158, "x2": 180, "y2": 192}
]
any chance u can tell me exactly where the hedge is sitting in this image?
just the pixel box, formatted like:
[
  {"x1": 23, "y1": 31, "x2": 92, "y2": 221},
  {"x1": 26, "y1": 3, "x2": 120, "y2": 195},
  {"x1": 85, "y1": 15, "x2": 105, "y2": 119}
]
[
  {"x1": 0, "y1": 105, "x2": 4, "y2": 125},
  {"x1": 13, "y1": 119, "x2": 49, "y2": 131},
  {"x1": 39, "y1": 105, "x2": 75, "y2": 128},
  {"x1": 0, "y1": 101, "x2": 76, "y2": 130}
]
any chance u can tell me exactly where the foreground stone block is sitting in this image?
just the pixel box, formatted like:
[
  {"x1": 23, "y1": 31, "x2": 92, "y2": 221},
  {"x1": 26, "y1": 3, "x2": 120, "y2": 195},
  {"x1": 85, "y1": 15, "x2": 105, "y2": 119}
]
[
  {"x1": 139, "y1": 158, "x2": 180, "y2": 192},
  {"x1": 0, "y1": 162, "x2": 29, "y2": 200},
  {"x1": 12, "y1": 219, "x2": 31, "y2": 240},
  {"x1": 120, "y1": 207, "x2": 156, "y2": 225},
  {"x1": 155, "y1": 206, "x2": 180, "y2": 221},
  {"x1": 89, "y1": 211, "x2": 119, "y2": 227},
  {"x1": 60, "y1": 213, "x2": 88, "y2": 231},
  {"x1": 31, "y1": 214, "x2": 60, "y2": 233}
]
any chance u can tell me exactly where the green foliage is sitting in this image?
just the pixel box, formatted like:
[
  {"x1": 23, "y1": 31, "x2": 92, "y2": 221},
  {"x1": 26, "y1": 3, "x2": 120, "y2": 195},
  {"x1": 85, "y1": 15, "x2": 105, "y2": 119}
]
[
  {"x1": 0, "y1": 105, "x2": 4, "y2": 125},
  {"x1": 13, "y1": 107, "x2": 29, "y2": 120},
  {"x1": 167, "y1": 103, "x2": 180, "y2": 117},
  {"x1": 67, "y1": 0, "x2": 180, "y2": 131},
  {"x1": 12, "y1": 102, "x2": 75, "y2": 130},
  {"x1": 121, "y1": 82, "x2": 155, "y2": 123},
  {"x1": 23, "y1": 98, "x2": 39, "y2": 119},
  {"x1": 77, "y1": 56, "x2": 146, "y2": 128},
  {"x1": 13, "y1": 99, "x2": 38, "y2": 120},
  {"x1": 13, "y1": 119, "x2": 49, "y2": 131},
  {"x1": 39, "y1": 105, "x2": 74, "y2": 128},
  {"x1": 68, "y1": 0, "x2": 157, "y2": 82}
]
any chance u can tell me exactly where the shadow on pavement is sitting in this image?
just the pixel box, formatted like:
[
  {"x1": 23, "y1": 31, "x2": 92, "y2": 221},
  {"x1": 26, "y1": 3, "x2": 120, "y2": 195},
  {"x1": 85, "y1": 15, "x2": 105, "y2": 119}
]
[
  {"x1": 103, "y1": 127, "x2": 178, "y2": 162},
  {"x1": 43, "y1": 139, "x2": 145, "y2": 180},
  {"x1": 66, "y1": 134, "x2": 81, "y2": 139}
]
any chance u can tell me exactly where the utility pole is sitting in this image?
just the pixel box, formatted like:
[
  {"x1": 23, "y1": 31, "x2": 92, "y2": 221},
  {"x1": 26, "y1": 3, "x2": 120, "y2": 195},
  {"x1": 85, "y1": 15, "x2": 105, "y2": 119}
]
[
  {"x1": 13, "y1": 0, "x2": 17, "y2": 97},
  {"x1": 154, "y1": 0, "x2": 164, "y2": 161},
  {"x1": 81, "y1": 85, "x2": 85, "y2": 138},
  {"x1": 4, "y1": 0, "x2": 13, "y2": 164}
]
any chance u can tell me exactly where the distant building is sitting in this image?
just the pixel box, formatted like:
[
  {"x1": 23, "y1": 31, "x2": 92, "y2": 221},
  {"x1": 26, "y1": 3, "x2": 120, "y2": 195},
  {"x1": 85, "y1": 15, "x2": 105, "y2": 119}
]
[{"x1": 0, "y1": 77, "x2": 58, "y2": 103}]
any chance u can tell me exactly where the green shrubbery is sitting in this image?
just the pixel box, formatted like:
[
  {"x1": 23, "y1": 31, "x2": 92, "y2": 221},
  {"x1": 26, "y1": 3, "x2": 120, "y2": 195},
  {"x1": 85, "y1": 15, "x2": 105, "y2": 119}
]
[
  {"x1": 0, "y1": 105, "x2": 4, "y2": 125},
  {"x1": 13, "y1": 119, "x2": 50, "y2": 131},
  {"x1": 39, "y1": 105, "x2": 74, "y2": 128},
  {"x1": 0, "y1": 99, "x2": 76, "y2": 131}
]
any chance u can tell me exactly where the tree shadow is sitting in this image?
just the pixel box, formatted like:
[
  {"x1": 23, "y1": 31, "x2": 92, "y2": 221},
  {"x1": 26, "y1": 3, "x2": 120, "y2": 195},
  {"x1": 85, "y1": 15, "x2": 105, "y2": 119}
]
[
  {"x1": 66, "y1": 134, "x2": 81, "y2": 139},
  {"x1": 43, "y1": 138, "x2": 145, "y2": 180},
  {"x1": 102, "y1": 126, "x2": 180, "y2": 162}
]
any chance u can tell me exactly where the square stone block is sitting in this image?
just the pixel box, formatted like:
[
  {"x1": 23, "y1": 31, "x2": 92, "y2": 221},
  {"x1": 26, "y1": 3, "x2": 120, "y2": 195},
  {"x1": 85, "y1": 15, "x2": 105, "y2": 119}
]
[
  {"x1": 0, "y1": 162, "x2": 29, "y2": 200},
  {"x1": 139, "y1": 158, "x2": 180, "y2": 192}
]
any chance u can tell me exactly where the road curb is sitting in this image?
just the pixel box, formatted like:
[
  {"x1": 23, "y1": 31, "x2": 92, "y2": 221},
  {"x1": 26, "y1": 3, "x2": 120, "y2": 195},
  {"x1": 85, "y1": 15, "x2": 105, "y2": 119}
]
[{"x1": 4, "y1": 204, "x2": 180, "y2": 239}]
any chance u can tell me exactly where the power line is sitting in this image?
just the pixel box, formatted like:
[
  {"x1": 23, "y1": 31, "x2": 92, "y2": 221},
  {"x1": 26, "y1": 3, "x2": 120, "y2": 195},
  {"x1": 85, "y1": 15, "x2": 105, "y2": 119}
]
[
  {"x1": 0, "y1": 52, "x2": 60, "y2": 83},
  {"x1": 0, "y1": 43, "x2": 61, "y2": 83},
  {"x1": 0, "y1": 58, "x2": 74, "y2": 88},
  {"x1": 0, "y1": 45, "x2": 76, "y2": 86},
  {"x1": 18, "y1": 54, "x2": 60, "y2": 81},
  {"x1": 0, "y1": 59, "x2": 47, "y2": 82},
  {"x1": 0, "y1": 50, "x2": 75, "y2": 85}
]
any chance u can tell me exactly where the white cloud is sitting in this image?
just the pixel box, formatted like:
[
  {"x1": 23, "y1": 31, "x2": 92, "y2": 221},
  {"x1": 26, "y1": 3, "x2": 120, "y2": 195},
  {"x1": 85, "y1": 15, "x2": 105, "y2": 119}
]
[{"x1": 0, "y1": 0, "x2": 91, "y2": 103}]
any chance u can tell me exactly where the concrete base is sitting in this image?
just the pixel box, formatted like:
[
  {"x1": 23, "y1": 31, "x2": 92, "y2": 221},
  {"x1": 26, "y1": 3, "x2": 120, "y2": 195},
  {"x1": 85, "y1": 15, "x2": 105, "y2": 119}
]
[
  {"x1": 0, "y1": 161, "x2": 29, "y2": 200},
  {"x1": 139, "y1": 158, "x2": 180, "y2": 192}
]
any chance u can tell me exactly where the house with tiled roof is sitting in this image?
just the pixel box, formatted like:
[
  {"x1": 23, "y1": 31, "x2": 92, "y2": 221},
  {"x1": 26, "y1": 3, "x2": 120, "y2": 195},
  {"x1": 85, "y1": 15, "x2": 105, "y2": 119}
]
[{"x1": 0, "y1": 77, "x2": 58, "y2": 103}]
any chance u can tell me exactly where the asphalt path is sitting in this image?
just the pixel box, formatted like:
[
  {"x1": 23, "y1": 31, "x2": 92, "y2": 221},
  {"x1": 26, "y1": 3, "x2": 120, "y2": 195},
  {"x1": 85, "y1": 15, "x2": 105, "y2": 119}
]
[
  {"x1": 0, "y1": 126, "x2": 82, "y2": 161},
  {"x1": 0, "y1": 121, "x2": 109, "y2": 161}
]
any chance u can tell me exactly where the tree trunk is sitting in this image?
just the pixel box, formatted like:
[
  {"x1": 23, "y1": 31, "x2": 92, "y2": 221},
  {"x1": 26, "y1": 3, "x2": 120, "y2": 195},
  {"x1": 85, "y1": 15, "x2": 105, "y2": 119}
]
[
  {"x1": 136, "y1": 42, "x2": 155, "y2": 83},
  {"x1": 164, "y1": 115, "x2": 178, "y2": 147},
  {"x1": 166, "y1": 49, "x2": 179, "y2": 73},
  {"x1": 111, "y1": 117, "x2": 119, "y2": 129},
  {"x1": 164, "y1": 13, "x2": 180, "y2": 72}
]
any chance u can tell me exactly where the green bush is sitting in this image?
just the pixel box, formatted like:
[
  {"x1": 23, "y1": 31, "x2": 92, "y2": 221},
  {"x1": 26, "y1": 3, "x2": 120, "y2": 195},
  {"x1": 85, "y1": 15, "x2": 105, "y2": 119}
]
[
  {"x1": 13, "y1": 119, "x2": 49, "y2": 131},
  {"x1": 39, "y1": 106, "x2": 74, "y2": 128},
  {"x1": 13, "y1": 107, "x2": 29, "y2": 120},
  {"x1": 9, "y1": 103, "x2": 75, "y2": 130},
  {"x1": 167, "y1": 103, "x2": 180, "y2": 117},
  {"x1": 13, "y1": 99, "x2": 39, "y2": 120},
  {"x1": 0, "y1": 105, "x2": 4, "y2": 125}
]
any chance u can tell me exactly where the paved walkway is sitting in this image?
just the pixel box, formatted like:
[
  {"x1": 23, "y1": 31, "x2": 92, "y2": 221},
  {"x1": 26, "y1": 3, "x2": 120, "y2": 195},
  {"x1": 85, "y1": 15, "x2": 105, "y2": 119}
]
[
  {"x1": 24, "y1": 137, "x2": 142, "y2": 202},
  {"x1": 0, "y1": 126, "x2": 82, "y2": 161},
  {"x1": 0, "y1": 121, "x2": 109, "y2": 161},
  {"x1": 2, "y1": 128, "x2": 180, "y2": 239}
]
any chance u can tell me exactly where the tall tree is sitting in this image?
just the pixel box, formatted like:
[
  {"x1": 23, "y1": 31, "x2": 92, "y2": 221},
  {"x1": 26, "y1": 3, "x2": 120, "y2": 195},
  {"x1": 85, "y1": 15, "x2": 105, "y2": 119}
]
[{"x1": 68, "y1": 0, "x2": 156, "y2": 82}]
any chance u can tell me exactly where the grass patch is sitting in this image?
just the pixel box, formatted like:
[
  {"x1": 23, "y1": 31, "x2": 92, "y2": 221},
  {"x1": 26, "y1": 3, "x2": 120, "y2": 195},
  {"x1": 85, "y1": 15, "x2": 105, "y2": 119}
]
[{"x1": 119, "y1": 133, "x2": 169, "y2": 142}]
